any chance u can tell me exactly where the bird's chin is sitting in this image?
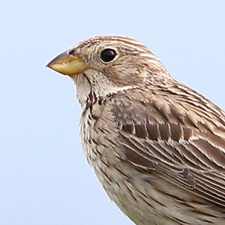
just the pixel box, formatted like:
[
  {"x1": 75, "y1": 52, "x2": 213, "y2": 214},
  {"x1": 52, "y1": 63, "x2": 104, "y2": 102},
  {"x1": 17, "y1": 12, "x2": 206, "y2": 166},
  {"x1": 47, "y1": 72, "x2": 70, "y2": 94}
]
[{"x1": 72, "y1": 73, "x2": 92, "y2": 108}]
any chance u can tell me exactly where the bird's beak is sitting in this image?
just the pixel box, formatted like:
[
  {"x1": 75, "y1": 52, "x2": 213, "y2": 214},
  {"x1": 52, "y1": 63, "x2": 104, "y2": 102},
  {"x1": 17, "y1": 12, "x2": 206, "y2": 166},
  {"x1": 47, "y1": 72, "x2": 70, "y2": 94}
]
[{"x1": 46, "y1": 52, "x2": 89, "y2": 76}]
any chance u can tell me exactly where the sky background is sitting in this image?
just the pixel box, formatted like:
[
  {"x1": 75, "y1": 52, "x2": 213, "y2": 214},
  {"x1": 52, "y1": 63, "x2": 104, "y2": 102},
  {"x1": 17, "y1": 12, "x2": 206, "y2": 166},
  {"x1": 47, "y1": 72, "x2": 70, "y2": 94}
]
[{"x1": 1, "y1": 1, "x2": 225, "y2": 225}]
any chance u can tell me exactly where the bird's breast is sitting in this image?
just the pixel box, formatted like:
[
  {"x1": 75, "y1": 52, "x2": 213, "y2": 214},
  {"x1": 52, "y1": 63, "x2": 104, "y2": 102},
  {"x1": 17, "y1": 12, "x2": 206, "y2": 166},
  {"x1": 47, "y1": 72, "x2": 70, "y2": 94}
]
[{"x1": 80, "y1": 101, "x2": 119, "y2": 168}]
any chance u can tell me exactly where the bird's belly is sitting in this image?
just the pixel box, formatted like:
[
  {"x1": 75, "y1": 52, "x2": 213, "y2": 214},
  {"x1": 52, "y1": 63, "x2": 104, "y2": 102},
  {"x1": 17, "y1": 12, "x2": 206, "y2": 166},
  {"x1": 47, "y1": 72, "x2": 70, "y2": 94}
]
[{"x1": 101, "y1": 172, "x2": 225, "y2": 225}]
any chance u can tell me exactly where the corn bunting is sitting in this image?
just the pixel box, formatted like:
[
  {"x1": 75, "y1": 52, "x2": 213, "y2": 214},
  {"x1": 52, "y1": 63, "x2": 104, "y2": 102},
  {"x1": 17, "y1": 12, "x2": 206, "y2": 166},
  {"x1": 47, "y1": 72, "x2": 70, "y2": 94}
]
[{"x1": 47, "y1": 36, "x2": 225, "y2": 225}]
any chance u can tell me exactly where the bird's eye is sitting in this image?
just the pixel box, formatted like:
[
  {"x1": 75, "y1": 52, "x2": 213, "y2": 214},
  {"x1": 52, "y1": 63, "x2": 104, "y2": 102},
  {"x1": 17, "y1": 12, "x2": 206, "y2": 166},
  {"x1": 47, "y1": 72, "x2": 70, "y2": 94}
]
[{"x1": 100, "y1": 48, "x2": 117, "y2": 62}]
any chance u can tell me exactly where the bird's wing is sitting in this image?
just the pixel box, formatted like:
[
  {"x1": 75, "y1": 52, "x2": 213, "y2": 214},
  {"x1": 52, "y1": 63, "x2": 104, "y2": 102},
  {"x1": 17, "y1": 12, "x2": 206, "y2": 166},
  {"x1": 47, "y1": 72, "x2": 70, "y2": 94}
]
[{"x1": 110, "y1": 87, "x2": 225, "y2": 207}]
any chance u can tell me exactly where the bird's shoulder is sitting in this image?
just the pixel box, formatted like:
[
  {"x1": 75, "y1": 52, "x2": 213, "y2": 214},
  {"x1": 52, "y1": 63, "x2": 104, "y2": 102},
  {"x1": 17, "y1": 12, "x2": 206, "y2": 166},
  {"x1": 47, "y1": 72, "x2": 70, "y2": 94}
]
[{"x1": 108, "y1": 82, "x2": 225, "y2": 136}]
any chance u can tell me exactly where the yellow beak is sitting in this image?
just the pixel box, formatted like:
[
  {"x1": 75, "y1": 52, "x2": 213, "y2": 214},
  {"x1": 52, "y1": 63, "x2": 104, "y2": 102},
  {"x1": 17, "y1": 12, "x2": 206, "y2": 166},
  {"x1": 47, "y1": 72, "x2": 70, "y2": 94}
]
[{"x1": 46, "y1": 52, "x2": 89, "y2": 76}]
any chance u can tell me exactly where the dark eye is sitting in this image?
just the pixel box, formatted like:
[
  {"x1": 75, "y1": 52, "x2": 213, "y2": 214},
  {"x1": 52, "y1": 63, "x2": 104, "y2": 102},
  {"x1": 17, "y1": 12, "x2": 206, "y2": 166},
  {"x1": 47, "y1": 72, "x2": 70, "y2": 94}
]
[{"x1": 100, "y1": 48, "x2": 117, "y2": 62}]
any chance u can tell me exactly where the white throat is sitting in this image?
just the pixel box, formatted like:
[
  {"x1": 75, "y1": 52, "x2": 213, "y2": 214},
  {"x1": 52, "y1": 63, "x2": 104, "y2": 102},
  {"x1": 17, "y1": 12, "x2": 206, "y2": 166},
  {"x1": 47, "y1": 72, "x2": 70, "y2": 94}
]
[{"x1": 72, "y1": 70, "x2": 135, "y2": 109}]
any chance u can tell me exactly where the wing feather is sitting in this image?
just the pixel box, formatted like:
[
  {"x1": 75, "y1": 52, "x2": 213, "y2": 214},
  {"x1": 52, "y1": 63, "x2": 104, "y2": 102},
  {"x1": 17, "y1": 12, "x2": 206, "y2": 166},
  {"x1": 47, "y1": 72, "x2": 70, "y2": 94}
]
[{"x1": 111, "y1": 88, "x2": 225, "y2": 207}]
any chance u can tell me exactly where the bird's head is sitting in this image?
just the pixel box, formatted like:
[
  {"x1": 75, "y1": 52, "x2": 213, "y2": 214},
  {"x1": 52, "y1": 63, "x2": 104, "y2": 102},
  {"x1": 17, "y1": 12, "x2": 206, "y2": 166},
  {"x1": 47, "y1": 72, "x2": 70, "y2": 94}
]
[{"x1": 47, "y1": 36, "x2": 171, "y2": 106}]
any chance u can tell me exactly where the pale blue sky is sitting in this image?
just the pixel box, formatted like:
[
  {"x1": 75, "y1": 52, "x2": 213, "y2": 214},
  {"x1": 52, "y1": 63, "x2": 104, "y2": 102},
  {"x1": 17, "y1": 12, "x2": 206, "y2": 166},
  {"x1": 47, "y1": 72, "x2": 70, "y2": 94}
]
[{"x1": 1, "y1": 1, "x2": 225, "y2": 225}]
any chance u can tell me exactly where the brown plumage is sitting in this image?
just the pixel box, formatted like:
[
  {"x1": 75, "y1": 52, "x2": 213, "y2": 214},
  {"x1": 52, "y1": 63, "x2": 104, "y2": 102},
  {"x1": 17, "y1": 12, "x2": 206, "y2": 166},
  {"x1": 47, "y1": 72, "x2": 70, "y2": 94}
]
[{"x1": 47, "y1": 36, "x2": 225, "y2": 224}]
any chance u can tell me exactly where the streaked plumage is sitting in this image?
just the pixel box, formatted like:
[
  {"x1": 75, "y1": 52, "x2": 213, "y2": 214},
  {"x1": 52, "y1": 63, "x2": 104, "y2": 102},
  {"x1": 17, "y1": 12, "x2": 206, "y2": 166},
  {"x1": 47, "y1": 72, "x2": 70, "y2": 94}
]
[{"x1": 47, "y1": 36, "x2": 225, "y2": 224}]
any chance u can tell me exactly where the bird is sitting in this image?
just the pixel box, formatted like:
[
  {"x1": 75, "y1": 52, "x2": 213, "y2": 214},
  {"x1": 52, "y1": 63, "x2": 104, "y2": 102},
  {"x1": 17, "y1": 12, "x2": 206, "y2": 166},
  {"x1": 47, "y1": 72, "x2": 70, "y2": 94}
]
[{"x1": 47, "y1": 36, "x2": 225, "y2": 225}]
